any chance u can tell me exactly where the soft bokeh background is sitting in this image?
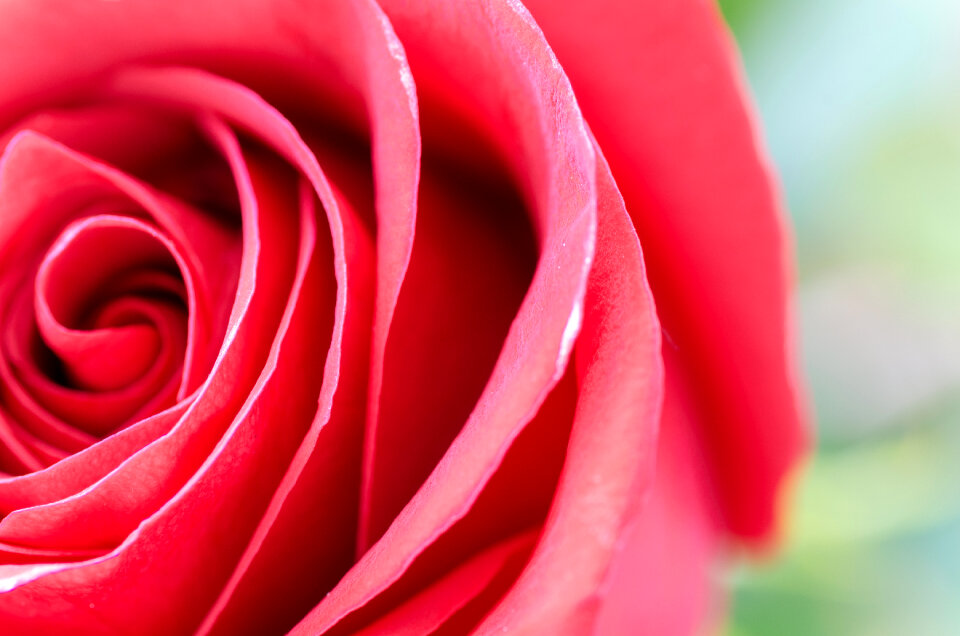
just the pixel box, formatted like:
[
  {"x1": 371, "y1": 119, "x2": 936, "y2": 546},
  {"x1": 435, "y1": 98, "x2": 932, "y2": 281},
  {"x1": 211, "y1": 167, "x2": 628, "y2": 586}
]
[{"x1": 718, "y1": 1, "x2": 960, "y2": 634}]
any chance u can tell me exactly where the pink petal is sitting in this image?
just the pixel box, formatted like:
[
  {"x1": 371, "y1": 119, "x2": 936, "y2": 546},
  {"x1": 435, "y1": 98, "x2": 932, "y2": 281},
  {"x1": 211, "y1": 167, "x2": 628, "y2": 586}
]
[
  {"x1": 472, "y1": 143, "x2": 663, "y2": 633},
  {"x1": 358, "y1": 150, "x2": 537, "y2": 547},
  {"x1": 0, "y1": 126, "x2": 303, "y2": 551},
  {"x1": 0, "y1": 120, "x2": 335, "y2": 633},
  {"x1": 290, "y1": 0, "x2": 598, "y2": 630},
  {"x1": 0, "y1": 401, "x2": 190, "y2": 512},
  {"x1": 522, "y1": 0, "x2": 807, "y2": 541},
  {"x1": 0, "y1": 131, "x2": 237, "y2": 456},
  {"x1": 593, "y1": 347, "x2": 721, "y2": 635},
  {"x1": 354, "y1": 530, "x2": 537, "y2": 636},
  {"x1": 197, "y1": 180, "x2": 373, "y2": 636}
]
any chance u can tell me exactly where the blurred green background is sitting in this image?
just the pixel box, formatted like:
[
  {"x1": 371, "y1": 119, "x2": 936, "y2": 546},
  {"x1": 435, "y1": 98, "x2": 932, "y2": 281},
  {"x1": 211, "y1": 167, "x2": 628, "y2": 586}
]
[{"x1": 718, "y1": 0, "x2": 960, "y2": 634}]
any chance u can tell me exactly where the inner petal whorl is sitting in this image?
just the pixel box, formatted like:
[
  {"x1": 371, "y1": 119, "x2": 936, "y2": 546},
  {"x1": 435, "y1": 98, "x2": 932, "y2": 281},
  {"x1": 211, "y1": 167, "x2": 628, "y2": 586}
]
[{"x1": 35, "y1": 216, "x2": 187, "y2": 394}]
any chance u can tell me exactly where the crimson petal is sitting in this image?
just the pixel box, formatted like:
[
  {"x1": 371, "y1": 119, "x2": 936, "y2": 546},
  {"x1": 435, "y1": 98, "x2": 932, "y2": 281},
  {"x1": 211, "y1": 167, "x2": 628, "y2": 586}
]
[{"x1": 522, "y1": 0, "x2": 807, "y2": 541}]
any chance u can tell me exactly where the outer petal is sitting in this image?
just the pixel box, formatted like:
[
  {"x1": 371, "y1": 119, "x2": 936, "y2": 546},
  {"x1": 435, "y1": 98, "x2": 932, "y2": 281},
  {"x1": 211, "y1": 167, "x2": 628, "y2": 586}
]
[
  {"x1": 472, "y1": 143, "x2": 662, "y2": 634},
  {"x1": 593, "y1": 347, "x2": 721, "y2": 636},
  {"x1": 521, "y1": 0, "x2": 806, "y2": 541}
]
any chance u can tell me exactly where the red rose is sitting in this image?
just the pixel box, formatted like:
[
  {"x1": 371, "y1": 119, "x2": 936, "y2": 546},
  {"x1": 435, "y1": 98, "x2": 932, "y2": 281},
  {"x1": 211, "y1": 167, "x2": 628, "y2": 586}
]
[{"x1": 0, "y1": 0, "x2": 805, "y2": 634}]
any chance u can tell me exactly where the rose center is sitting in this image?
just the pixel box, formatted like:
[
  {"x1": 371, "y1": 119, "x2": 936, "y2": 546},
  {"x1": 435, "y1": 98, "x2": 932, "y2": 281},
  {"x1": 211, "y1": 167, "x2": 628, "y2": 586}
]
[{"x1": 34, "y1": 215, "x2": 188, "y2": 393}]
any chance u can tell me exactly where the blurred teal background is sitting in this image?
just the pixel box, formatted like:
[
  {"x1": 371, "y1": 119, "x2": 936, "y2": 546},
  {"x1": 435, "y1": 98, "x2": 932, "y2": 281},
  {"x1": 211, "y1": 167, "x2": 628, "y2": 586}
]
[{"x1": 719, "y1": 1, "x2": 960, "y2": 634}]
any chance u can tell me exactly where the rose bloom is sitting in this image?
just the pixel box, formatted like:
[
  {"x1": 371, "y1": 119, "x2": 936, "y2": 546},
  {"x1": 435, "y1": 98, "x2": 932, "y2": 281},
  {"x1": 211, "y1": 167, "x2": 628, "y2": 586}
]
[{"x1": 0, "y1": 0, "x2": 805, "y2": 634}]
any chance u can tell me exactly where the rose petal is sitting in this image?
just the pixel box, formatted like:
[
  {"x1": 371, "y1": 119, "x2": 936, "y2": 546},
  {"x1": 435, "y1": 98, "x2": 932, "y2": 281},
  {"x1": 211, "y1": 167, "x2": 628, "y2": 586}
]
[
  {"x1": 0, "y1": 132, "x2": 236, "y2": 461},
  {"x1": 196, "y1": 173, "x2": 374, "y2": 636},
  {"x1": 0, "y1": 540, "x2": 104, "y2": 565},
  {"x1": 0, "y1": 401, "x2": 191, "y2": 513},
  {"x1": 290, "y1": 0, "x2": 597, "y2": 630},
  {"x1": 521, "y1": 0, "x2": 806, "y2": 541},
  {"x1": 472, "y1": 144, "x2": 662, "y2": 633},
  {"x1": 592, "y1": 347, "x2": 720, "y2": 635},
  {"x1": 1, "y1": 0, "x2": 422, "y2": 515},
  {"x1": 354, "y1": 530, "x2": 537, "y2": 636},
  {"x1": 0, "y1": 104, "x2": 205, "y2": 192},
  {"x1": 96, "y1": 59, "x2": 408, "y2": 635},
  {"x1": 0, "y1": 120, "x2": 337, "y2": 633},
  {"x1": 35, "y1": 224, "x2": 173, "y2": 391},
  {"x1": 324, "y1": 360, "x2": 578, "y2": 635},
  {"x1": 0, "y1": 412, "x2": 50, "y2": 475},
  {"x1": 358, "y1": 151, "x2": 537, "y2": 546},
  {"x1": 7, "y1": 220, "x2": 189, "y2": 435},
  {"x1": 0, "y1": 123, "x2": 303, "y2": 552},
  {"x1": 0, "y1": 130, "x2": 239, "y2": 412}
]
